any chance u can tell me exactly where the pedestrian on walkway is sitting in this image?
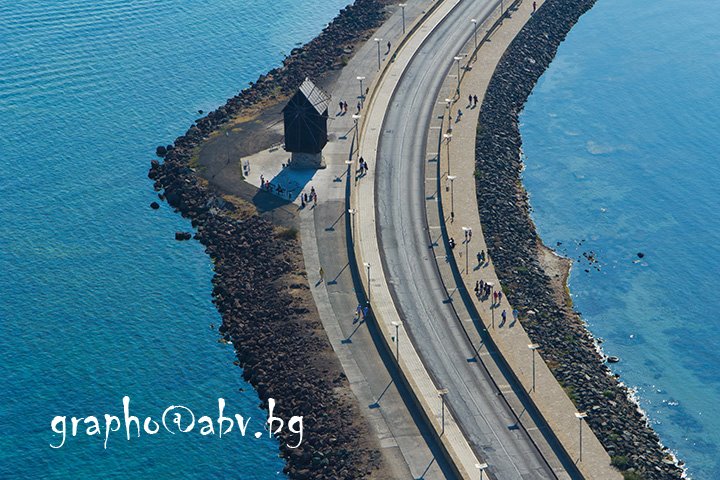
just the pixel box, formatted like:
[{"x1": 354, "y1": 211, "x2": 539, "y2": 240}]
[
  {"x1": 480, "y1": 249, "x2": 485, "y2": 263},
  {"x1": 386, "y1": 41, "x2": 391, "y2": 53},
  {"x1": 473, "y1": 94, "x2": 479, "y2": 107},
  {"x1": 513, "y1": 308, "x2": 519, "y2": 320},
  {"x1": 456, "y1": 109, "x2": 463, "y2": 122},
  {"x1": 363, "y1": 306, "x2": 369, "y2": 318},
  {"x1": 474, "y1": 280, "x2": 479, "y2": 295},
  {"x1": 532, "y1": 1, "x2": 537, "y2": 13},
  {"x1": 301, "y1": 194, "x2": 305, "y2": 208},
  {"x1": 319, "y1": 266, "x2": 325, "y2": 282},
  {"x1": 468, "y1": 228, "x2": 472, "y2": 241},
  {"x1": 468, "y1": 94, "x2": 473, "y2": 107},
  {"x1": 502, "y1": 310, "x2": 507, "y2": 323},
  {"x1": 313, "y1": 192, "x2": 318, "y2": 206},
  {"x1": 339, "y1": 100, "x2": 344, "y2": 114},
  {"x1": 357, "y1": 101, "x2": 362, "y2": 113},
  {"x1": 493, "y1": 290, "x2": 498, "y2": 304},
  {"x1": 477, "y1": 252, "x2": 482, "y2": 264},
  {"x1": 344, "y1": 101, "x2": 349, "y2": 113},
  {"x1": 260, "y1": 174, "x2": 264, "y2": 186},
  {"x1": 498, "y1": 291, "x2": 503, "y2": 303},
  {"x1": 356, "y1": 304, "x2": 363, "y2": 316}
]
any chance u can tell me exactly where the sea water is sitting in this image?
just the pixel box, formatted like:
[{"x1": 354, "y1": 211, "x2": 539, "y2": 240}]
[
  {"x1": 520, "y1": 0, "x2": 720, "y2": 477},
  {"x1": 0, "y1": 0, "x2": 351, "y2": 478}
]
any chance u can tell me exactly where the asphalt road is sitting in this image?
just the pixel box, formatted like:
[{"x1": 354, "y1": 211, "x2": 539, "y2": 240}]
[{"x1": 375, "y1": 1, "x2": 556, "y2": 478}]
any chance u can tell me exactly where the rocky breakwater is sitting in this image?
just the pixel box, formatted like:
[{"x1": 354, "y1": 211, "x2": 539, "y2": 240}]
[
  {"x1": 148, "y1": 154, "x2": 381, "y2": 479},
  {"x1": 147, "y1": 1, "x2": 397, "y2": 478},
  {"x1": 474, "y1": 1, "x2": 684, "y2": 479}
]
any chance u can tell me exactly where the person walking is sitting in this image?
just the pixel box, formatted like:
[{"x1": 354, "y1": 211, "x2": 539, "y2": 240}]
[
  {"x1": 468, "y1": 227, "x2": 472, "y2": 241},
  {"x1": 473, "y1": 94, "x2": 479, "y2": 107},
  {"x1": 319, "y1": 266, "x2": 325, "y2": 282},
  {"x1": 468, "y1": 94, "x2": 473, "y2": 107},
  {"x1": 532, "y1": 1, "x2": 537, "y2": 13},
  {"x1": 501, "y1": 310, "x2": 507, "y2": 323}
]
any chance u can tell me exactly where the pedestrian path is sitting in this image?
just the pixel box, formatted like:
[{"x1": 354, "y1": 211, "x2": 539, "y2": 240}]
[{"x1": 435, "y1": 1, "x2": 621, "y2": 478}]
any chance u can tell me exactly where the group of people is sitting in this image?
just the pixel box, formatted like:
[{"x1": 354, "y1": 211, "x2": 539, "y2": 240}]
[
  {"x1": 338, "y1": 101, "x2": 350, "y2": 115},
  {"x1": 355, "y1": 304, "x2": 370, "y2": 323},
  {"x1": 476, "y1": 249, "x2": 486, "y2": 265},
  {"x1": 301, "y1": 186, "x2": 318, "y2": 208},
  {"x1": 474, "y1": 279, "x2": 504, "y2": 305},
  {"x1": 467, "y1": 94, "x2": 479, "y2": 108}
]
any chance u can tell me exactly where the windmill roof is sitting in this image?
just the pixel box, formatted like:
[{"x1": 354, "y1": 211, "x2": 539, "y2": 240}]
[{"x1": 295, "y1": 77, "x2": 331, "y2": 115}]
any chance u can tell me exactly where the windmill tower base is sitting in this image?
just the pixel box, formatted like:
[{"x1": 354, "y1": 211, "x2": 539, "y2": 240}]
[{"x1": 289, "y1": 152, "x2": 326, "y2": 170}]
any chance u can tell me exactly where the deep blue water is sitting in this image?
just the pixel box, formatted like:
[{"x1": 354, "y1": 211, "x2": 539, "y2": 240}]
[
  {"x1": 0, "y1": 1, "x2": 350, "y2": 478},
  {"x1": 520, "y1": 0, "x2": 720, "y2": 477}
]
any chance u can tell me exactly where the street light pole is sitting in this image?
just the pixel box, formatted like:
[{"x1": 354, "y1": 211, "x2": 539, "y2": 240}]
[
  {"x1": 357, "y1": 76, "x2": 366, "y2": 107},
  {"x1": 352, "y1": 113, "x2": 361, "y2": 146},
  {"x1": 391, "y1": 320, "x2": 401, "y2": 360},
  {"x1": 475, "y1": 463, "x2": 488, "y2": 480},
  {"x1": 443, "y1": 133, "x2": 453, "y2": 176},
  {"x1": 462, "y1": 226, "x2": 470, "y2": 274},
  {"x1": 374, "y1": 38, "x2": 382, "y2": 70},
  {"x1": 575, "y1": 412, "x2": 588, "y2": 462},
  {"x1": 453, "y1": 55, "x2": 462, "y2": 94},
  {"x1": 364, "y1": 262, "x2": 371, "y2": 303},
  {"x1": 471, "y1": 19, "x2": 478, "y2": 55},
  {"x1": 487, "y1": 282, "x2": 495, "y2": 328},
  {"x1": 438, "y1": 388, "x2": 449, "y2": 435},
  {"x1": 348, "y1": 208, "x2": 356, "y2": 239},
  {"x1": 399, "y1": 3, "x2": 406, "y2": 33},
  {"x1": 447, "y1": 175, "x2": 456, "y2": 223},
  {"x1": 528, "y1": 343, "x2": 540, "y2": 392}
]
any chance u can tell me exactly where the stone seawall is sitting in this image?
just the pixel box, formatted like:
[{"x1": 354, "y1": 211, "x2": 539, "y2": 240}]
[
  {"x1": 474, "y1": 1, "x2": 683, "y2": 479},
  {"x1": 149, "y1": 1, "x2": 393, "y2": 478}
]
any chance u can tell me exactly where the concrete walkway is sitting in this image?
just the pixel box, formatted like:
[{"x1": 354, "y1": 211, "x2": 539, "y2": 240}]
[
  {"x1": 295, "y1": 2, "x2": 455, "y2": 479},
  {"x1": 435, "y1": 1, "x2": 621, "y2": 479}
]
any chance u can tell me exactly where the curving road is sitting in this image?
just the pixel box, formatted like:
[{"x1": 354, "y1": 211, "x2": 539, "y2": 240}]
[{"x1": 375, "y1": 1, "x2": 556, "y2": 478}]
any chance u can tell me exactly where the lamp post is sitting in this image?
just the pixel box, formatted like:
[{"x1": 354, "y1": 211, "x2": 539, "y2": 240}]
[
  {"x1": 348, "y1": 208, "x2": 356, "y2": 239},
  {"x1": 471, "y1": 19, "x2": 478, "y2": 55},
  {"x1": 352, "y1": 113, "x2": 361, "y2": 144},
  {"x1": 462, "y1": 226, "x2": 471, "y2": 274},
  {"x1": 438, "y1": 388, "x2": 449, "y2": 435},
  {"x1": 364, "y1": 262, "x2": 371, "y2": 303},
  {"x1": 374, "y1": 38, "x2": 382, "y2": 70},
  {"x1": 453, "y1": 55, "x2": 462, "y2": 94},
  {"x1": 528, "y1": 343, "x2": 540, "y2": 392},
  {"x1": 443, "y1": 133, "x2": 453, "y2": 176},
  {"x1": 487, "y1": 282, "x2": 495, "y2": 328},
  {"x1": 575, "y1": 412, "x2": 588, "y2": 462},
  {"x1": 447, "y1": 175, "x2": 456, "y2": 223},
  {"x1": 391, "y1": 320, "x2": 401, "y2": 360},
  {"x1": 475, "y1": 463, "x2": 488, "y2": 480},
  {"x1": 399, "y1": 3, "x2": 406, "y2": 33},
  {"x1": 357, "y1": 76, "x2": 366, "y2": 106}
]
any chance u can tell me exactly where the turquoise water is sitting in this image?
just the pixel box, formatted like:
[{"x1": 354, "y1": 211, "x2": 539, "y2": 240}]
[
  {"x1": 0, "y1": 1, "x2": 350, "y2": 478},
  {"x1": 520, "y1": 0, "x2": 720, "y2": 477}
]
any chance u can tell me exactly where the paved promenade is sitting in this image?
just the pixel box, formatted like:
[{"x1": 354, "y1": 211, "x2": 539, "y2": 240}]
[
  {"x1": 436, "y1": 1, "x2": 622, "y2": 479},
  {"x1": 296, "y1": 2, "x2": 455, "y2": 479}
]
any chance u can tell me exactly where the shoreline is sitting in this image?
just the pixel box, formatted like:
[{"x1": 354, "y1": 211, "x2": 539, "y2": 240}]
[
  {"x1": 474, "y1": 0, "x2": 684, "y2": 479},
  {"x1": 149, "y1": 1, "x2": 396, "y2": 478}
]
